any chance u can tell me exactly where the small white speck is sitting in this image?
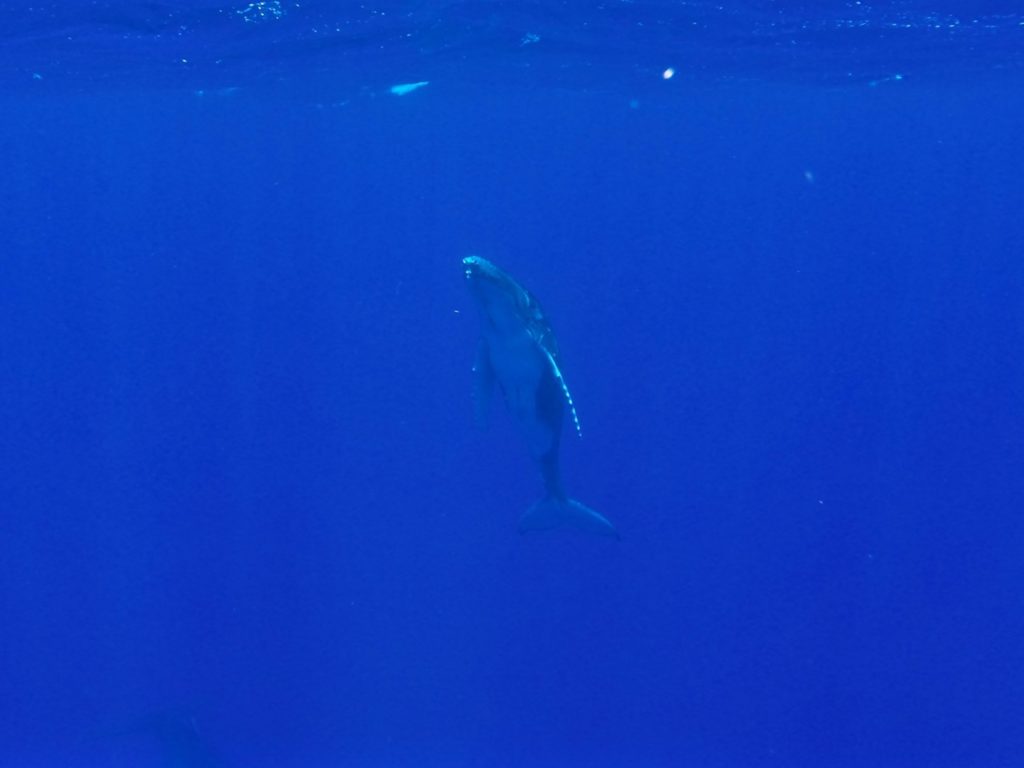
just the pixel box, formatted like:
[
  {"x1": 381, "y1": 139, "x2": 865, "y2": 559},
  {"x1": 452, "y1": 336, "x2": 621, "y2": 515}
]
[{"x1": 662, "y1": 67, "x2": 675, "y2": 80}]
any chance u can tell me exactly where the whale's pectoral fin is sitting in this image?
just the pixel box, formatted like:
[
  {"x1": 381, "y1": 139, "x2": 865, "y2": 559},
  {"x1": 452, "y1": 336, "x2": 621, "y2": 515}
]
[
  {"x1": 541, "y1": 348, "x2": 582, "y2": 438},
  {"x1": 519, "y1": 496, "x2": 620, "y2": 539},
  {"x1": 472, "y1": 340, "x2": 495, "y2": 429}
]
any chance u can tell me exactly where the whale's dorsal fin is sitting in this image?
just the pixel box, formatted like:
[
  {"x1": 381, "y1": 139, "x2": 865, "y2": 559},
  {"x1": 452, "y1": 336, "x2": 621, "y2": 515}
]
[{"x1": 542, "y1": 347, "x2": 582, "y2": 438}]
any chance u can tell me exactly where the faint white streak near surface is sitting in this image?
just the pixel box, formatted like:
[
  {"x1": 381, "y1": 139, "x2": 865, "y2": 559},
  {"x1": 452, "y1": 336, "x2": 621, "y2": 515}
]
[
  {"x1": 868, "y1": 73, "x2": 904, "y2": 86},
  {"x1": 390, "y1": 81, "x2": 429, "y2": 96}
]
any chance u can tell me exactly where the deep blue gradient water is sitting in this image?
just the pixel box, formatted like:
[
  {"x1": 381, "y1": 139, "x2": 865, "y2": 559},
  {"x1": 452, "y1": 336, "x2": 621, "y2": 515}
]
[{"x1": 2, "y1": 3, "x2": 1023, "y2": 767}]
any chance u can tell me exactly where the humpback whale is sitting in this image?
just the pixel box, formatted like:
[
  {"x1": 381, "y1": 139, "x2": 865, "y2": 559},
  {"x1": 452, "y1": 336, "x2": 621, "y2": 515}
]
[{"x1": 463, "y1": 256, "x2": 619, "y2": 538}]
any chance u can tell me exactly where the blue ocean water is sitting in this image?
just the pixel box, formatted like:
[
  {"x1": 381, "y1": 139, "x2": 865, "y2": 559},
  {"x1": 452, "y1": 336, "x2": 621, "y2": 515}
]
[{"x1": 2, "y1": 2, "x2": 1023, "y2": 767}]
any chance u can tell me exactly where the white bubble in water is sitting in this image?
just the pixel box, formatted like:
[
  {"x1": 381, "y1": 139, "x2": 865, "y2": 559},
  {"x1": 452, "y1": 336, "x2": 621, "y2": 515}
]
[{"x1": 238, "y1": 1, "x2": 284, "y2": 23}]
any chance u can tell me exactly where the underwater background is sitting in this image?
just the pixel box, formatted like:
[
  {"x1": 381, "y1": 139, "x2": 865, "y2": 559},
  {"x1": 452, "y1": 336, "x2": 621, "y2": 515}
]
[{"x1": 1, "y1": 2, "x2": 1023, "y2": 766}]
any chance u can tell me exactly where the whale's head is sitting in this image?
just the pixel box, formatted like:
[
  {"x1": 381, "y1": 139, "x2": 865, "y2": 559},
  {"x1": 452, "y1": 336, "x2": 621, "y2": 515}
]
[
  {"x1": 463, "y1": 255, "x2": 553, "y2": 345},
  {"x1": 463, "y1": 255, "x2": 521, "y2": 320},
  {"x1": 463, "y1": 255, "x2": 510, "y2": 291}
]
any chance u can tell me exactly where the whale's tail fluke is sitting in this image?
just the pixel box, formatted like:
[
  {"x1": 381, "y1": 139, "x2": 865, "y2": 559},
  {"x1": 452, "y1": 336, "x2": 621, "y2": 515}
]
[{"x1": 519, "y1": 496, "x2": 620, "y2": 539}]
